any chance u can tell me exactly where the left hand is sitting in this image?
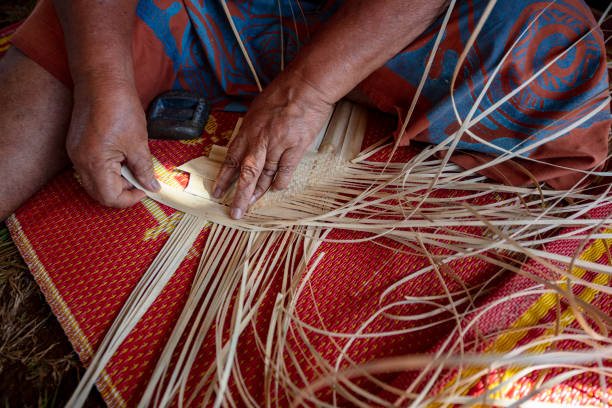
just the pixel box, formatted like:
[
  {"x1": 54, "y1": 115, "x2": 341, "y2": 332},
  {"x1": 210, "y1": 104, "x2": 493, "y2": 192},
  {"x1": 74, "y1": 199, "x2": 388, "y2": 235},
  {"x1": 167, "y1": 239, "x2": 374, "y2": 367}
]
[{"x1": 212, "y1": 72, "x2": 333, "y2": 219}]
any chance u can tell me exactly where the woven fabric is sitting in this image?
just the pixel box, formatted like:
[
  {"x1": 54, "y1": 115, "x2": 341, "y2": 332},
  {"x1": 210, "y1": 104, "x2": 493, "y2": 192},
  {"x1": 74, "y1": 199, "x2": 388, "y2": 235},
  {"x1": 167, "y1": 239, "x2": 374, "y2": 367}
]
[{"x1": 4, "y1": 108, "x2": 611, "y2": 406}]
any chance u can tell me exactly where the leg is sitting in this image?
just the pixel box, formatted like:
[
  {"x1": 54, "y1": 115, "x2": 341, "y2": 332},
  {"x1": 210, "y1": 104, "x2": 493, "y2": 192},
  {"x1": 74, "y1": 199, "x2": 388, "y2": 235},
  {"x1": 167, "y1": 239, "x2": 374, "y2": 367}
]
[
  {"x1": 0, "y1": 47, "x2": 72, "y2": 221},
  {"x1": 0, "y1": 0, "x2": 182, "y2": 220}
]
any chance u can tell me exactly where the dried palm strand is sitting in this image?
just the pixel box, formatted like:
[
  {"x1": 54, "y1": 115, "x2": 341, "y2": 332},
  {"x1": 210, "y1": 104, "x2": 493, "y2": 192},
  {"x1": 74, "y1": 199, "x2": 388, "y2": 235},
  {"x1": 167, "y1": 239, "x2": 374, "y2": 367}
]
[
  {"x1": 66, "y1": 213, "x2": 208, "y2": 406},
  {"x1": 136, "y1": 224, "x2": 328, "y2": 407},
  {"x1": 71, "y1": 1, "x2": 612, "y2": 406},
  {"x1": 293, "y1": 257, "x2": 612, "y2": 407},
  {"x1": 119, "y1": 133, "x2": 612, "y2": 406},
  {"x1": 122, "y1": 106, "x2": 611, "y2": 402},
  {"x1": 218, "y1": 0, "x2": 262, "y2": 91},
  {"x1": 129, "y1": 101, "x2": 362, "y2": 406},
  {"x1": 123, "y1": 131, "x2": 612, "y2": 407},
  {"x1": 288, "y1": 236, "x2": 612, "y2": 400},
  {"x1": 67, "y1": 98, "x2": 362, "y2": 407}
]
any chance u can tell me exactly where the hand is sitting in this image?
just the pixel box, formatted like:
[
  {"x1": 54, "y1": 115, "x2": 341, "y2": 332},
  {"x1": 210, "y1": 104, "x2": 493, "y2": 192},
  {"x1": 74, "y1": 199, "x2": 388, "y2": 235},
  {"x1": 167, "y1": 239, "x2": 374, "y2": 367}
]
[
  {"x1": 212, "y1": 73, "x2": 333, "y2": 219},
  {"x1": 66, "y1": 78, "x2": 160, "y2": 208}
]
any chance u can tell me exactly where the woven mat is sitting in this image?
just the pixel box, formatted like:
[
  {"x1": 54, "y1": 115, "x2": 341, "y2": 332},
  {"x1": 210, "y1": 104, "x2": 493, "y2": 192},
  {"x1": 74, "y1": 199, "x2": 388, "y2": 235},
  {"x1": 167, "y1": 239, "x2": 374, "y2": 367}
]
[
  {"x1": 4, "y1": 109, "x2": 611, "y2": 406},
  {"x1": 0, "y1": 22, "x2": 21, "y2": 58}
]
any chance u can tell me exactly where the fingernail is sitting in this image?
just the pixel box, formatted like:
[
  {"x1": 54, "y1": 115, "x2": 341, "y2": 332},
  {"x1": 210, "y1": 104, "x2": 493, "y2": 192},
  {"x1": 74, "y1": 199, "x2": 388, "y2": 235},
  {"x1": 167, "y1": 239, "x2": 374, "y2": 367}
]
[
  {"x1": 249, "y1": 194, "x2": 257, "y2": 205},
  {"x1": 213, "y1": 187, "x2": 222, "y2": 198},
  {"x1": 151, "y1": 179, "x2": 161, "y2": 191},
  {"x1": 231, "y1": 207, "x2": 243, "y2": 219}
]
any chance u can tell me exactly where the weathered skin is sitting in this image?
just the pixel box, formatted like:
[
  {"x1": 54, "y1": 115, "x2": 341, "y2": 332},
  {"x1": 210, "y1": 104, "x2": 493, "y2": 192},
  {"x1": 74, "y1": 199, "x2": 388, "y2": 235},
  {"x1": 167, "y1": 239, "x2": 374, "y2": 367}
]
[
  {"x1": 0, "y1": 0, "x2": 448, "y2": 221},
  {"x1": 0, "y1": 47, "x2": 71, "y2": 221},
  {"x1": 213, "y1": 0, "x2": 450, "y2": 219}
]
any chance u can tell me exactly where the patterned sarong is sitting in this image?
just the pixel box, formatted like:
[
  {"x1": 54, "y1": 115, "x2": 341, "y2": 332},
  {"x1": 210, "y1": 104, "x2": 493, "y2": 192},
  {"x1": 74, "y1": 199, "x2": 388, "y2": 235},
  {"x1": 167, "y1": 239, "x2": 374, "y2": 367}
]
[{"x1": 10, "y1": 0, "x2": 612, "y2": 188}]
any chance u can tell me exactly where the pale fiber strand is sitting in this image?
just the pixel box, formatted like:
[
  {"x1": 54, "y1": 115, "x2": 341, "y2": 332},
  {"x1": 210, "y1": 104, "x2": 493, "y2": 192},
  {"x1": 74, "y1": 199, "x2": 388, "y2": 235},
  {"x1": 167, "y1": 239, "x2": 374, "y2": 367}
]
[
  {"x1": 137, "y1": 224, "x2": 235, "y2": 407},
  {"x1": 218, "y1": 0, "x2": 263, "y2": 91},
  {"x1": 66, "y1": 214, "x2": 207, "y2": 407},
  {"x1": 79, "y1": 1, "x2": 612, "y2": 405}
]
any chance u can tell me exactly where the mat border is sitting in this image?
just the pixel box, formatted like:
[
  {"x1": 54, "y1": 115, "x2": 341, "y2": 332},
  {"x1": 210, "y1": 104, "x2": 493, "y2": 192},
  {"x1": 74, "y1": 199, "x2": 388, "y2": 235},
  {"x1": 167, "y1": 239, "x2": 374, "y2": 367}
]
[{"x1": 6, "y1": 214, "x2": 128, "y2": 408}]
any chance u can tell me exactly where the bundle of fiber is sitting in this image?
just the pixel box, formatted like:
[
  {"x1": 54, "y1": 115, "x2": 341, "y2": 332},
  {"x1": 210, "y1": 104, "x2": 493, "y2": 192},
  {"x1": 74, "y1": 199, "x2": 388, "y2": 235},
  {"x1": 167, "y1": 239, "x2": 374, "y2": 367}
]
[
  {"x1": 307, "y1": 202, "x2": 612, "y2": 406},
  {"x1": 7, "y1": 100, "x2": 612, "y2": 406}
]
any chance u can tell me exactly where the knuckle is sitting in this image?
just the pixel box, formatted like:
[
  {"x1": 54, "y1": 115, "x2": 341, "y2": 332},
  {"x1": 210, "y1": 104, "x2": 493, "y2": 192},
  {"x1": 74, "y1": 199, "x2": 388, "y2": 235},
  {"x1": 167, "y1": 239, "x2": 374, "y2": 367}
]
[
  {"x1": 114, "y1": 199, "x2": 133, "y2": 209},
  {"x1": 80, "y1": 153, "x2": 107, "y2": 173},
  {"x1": 273, "y1": 173, "x2": 292, "y2": 191},
  {"x1": 69, "y1": 149, "x2": 93, "y2": 168},
  {"x1": 131, "y1": 152, "x2": 151, "y2": 166},
  {"x1": 252, "y1": 136, "x2": 269, "y2": 153},
  {"x1": 273, "y1": 181, "x2": 289, "y2": 191},
  {"x1": 252, "y1": 186, "x2": 264, "y2": 197},
  {"x1": 134, "y1": 159, "x2": 154, "y2": 174},
  {"x1": 223, "y1": 155, "x2": 241, "y2": 169},
  {"x1": 261, "y1": 168, "x2": 276, "y2": 177},
  {"x1": 99, "y1": 196, "x2": 116, "y2": 207},
  {"x1": 240, "y1": 164, "x2": 259, "y2": 182},
  {"x1": 277, "y1": 164, "x2": 295, "y2": 174}
]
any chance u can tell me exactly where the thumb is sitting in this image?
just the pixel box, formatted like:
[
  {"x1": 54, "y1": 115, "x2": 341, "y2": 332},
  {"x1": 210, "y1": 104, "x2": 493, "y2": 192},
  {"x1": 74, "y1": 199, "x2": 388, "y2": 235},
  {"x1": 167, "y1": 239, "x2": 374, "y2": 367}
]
[{"x1": 125, "y1": 141, "x2": 160, "y2": 192}]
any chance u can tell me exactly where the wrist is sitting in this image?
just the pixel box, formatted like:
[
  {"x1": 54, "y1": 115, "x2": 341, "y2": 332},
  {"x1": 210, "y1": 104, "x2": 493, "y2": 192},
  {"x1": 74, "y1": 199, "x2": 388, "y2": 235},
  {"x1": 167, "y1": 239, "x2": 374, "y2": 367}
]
[
  {"x1": 72, "y1": 68, "x2": 137, "y2": 105},
  {"x1": 272, "y1": 67, "x2": 336, "y2": 114},
  {"x1": 67, "y1": 36, "x2": 136, "y2": 89},
  {"x1": 71, "y1": 59, "x2": 135, "y2": 89}
]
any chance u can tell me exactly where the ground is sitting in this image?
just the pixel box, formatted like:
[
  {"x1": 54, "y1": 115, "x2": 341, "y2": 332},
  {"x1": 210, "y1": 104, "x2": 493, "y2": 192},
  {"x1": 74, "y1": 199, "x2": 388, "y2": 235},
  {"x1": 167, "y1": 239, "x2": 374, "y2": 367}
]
[
  {"x1": 0, "y1": 0, "x2": 35, "y2": 28},
  {"x1": 0, "y1": 225, "x2": 104, "y2": 407}
]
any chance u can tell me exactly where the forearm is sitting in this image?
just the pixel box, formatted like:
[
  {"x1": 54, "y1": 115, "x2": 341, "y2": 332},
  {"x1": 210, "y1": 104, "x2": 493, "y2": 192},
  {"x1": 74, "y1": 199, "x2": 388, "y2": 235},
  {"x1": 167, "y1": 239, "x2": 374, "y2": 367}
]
[
  {"x1": 214, "y1": 0, "x2": 448, "y2": 218},
  {"x1": 288, "y1": 0, "x2": 449, "y2": 103},
  {"x1": 53, "y1": 0, "x2": 140, "y2": 86},
  {"x1": 51, "y1": 0, "x2": 159, "y2": 208}
]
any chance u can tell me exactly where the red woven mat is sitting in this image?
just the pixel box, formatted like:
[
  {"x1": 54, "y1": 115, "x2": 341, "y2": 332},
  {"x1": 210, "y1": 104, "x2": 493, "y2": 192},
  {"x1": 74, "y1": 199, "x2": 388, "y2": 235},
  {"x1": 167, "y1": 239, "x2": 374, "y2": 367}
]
[{"x1": 6, "y1": 107, "x2": 612, "y2": 406}]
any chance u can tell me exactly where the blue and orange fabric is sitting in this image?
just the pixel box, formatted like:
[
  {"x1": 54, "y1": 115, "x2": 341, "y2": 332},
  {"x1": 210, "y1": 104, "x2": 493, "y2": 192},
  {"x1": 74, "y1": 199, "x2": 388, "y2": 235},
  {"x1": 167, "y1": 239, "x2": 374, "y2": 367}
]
[{"x1": 10, "y1": 0, "x2": 611, "y2": 189}]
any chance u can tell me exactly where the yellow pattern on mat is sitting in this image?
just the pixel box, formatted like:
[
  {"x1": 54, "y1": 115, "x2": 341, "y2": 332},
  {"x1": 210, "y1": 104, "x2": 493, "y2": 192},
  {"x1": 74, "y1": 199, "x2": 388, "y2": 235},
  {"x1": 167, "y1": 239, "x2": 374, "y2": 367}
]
[
  {"x1": 1, "y1": 30, "x2": 11, "y2": 53},
  {"x1": 434, "y1": 231, "x2": 612, "y2": 404}
]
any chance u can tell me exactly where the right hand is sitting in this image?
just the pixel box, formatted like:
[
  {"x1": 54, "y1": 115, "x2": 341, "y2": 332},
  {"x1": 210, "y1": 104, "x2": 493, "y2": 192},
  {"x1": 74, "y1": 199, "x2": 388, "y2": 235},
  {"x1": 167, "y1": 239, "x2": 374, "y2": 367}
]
[{"x1": 66, "y1": 77, "x2": 160, "y2": 208}]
